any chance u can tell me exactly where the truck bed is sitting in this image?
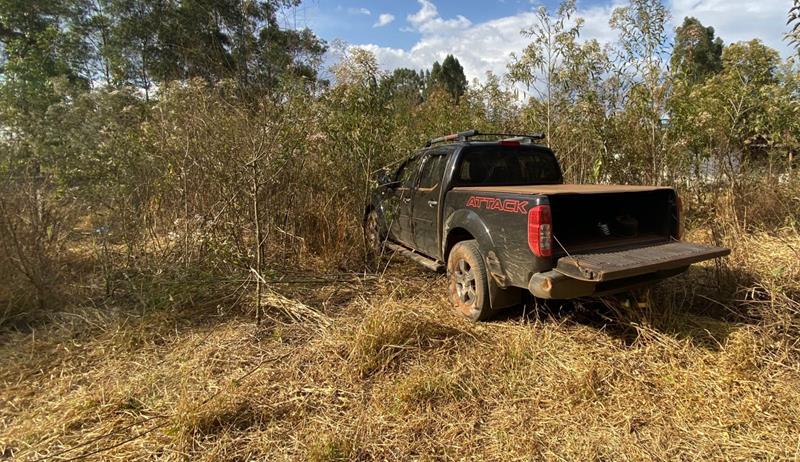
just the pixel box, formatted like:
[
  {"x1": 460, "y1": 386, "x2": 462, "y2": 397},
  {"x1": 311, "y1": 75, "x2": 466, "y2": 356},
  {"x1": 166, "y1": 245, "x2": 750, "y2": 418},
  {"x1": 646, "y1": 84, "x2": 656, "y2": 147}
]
[{"x1": 454, "y1": 184, "x2": 679, "y2": 255}]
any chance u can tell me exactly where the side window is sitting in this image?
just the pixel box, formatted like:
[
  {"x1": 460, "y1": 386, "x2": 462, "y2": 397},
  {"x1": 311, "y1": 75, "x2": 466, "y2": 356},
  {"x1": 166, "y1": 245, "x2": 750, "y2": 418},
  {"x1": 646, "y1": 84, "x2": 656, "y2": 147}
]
[
  {"x1": 396, "y1": 156, "x2": 421, "y2": 189},
  {"x1": 418, "y1": 154, "x2": 446, "y2": 190}
]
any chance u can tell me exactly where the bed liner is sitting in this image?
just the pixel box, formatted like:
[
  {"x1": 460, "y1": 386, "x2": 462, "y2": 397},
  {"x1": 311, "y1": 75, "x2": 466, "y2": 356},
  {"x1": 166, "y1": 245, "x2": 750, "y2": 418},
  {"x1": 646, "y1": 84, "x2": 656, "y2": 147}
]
[{"x1": 452, "y1": 184, "x2": 672, "y2": 195}]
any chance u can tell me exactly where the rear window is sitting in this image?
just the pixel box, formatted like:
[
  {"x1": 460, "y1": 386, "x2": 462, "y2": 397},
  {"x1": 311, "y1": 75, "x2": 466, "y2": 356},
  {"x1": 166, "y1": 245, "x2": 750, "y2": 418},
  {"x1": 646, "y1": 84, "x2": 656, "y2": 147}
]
[{"x1": 455, "y1": 145, "x2": 562, "y2": 186}]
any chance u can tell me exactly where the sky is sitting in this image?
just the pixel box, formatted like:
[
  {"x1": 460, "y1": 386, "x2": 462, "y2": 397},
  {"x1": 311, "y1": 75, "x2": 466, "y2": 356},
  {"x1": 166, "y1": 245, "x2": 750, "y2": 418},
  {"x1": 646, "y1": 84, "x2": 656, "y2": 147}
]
[{"x1": 291, "y1": 0, "x2": 795, "y2": 82}]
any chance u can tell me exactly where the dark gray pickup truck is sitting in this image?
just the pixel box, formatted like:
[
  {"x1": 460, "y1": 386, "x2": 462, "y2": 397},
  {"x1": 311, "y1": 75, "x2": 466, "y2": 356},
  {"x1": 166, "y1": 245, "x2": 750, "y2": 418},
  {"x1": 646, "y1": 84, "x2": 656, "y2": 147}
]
[{"x1": 365, "y1": 130, "x2": 730, "y2": 321}]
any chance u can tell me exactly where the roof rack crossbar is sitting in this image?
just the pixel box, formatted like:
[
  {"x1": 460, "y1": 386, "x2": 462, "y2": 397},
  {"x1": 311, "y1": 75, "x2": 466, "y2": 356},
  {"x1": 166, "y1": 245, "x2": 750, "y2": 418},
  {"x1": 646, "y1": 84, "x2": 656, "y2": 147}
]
[
  {"x1": 474, "y1": 132, "x2": 546, "y2": 141},
  {"x1": 425, "y1": 129, "x2": 479, "y2": 147},
  {"x1": 425, "y1": 129, "x2": 545, "y2": 147}
]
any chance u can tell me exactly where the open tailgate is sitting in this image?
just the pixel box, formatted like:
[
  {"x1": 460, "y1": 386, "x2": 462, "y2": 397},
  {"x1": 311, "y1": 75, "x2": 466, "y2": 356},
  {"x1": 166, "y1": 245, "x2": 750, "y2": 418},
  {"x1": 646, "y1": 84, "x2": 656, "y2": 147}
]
[{"x1": 555, "y1": 242, "x2": 730, "y2": 282}]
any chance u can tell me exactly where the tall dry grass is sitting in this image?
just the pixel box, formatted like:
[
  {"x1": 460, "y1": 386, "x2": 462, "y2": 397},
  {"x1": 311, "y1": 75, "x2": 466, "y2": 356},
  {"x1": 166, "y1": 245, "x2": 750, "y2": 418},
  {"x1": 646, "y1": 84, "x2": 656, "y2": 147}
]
[
  {"x1": 0, "y1": 76, "x2": 798, "y2": 461},
  {"x1": 2, "y1": 251, "x2": 799, "y2": 460}
]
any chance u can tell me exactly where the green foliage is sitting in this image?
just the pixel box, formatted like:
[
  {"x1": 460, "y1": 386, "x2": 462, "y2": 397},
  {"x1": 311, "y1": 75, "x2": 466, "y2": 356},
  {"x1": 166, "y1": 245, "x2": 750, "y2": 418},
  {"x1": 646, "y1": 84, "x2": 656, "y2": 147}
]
[
  {"x1": 429, "y1": 54, "x2": 468, "y2": 103},
  {"x1": 671, "y1": 40, "x2": 796, "y2": 183},
  {"x1": 98, "y1": 0, "x2": 325, "y2": 94},
  {"x1": 789, "y1": 1, "x2": 800, "y2": 51},
  {"x1": 671, "y1": 17, "x2": 723, "y2": 84},
  {"x1": 508, "y1": 0, "x2": 581, "y2": 141},
  {"x1": 381, "y1": 68, "x2": 425, "y2": 104},
  {"x1": 1, "y1": 0, "x2": 799, "y2": 322},
  {"x1": 0, "y1": 0, "x2": 90, "y2": 143},
  {"x1": 607, "y1": 0, "x2": 674, "y2": 184},
  {"x1": 0, "y1": 0, "x2": 325, "y2": 101},
  {"x1": 508, "y1": 0, "x2": 613, "y2": 182}
]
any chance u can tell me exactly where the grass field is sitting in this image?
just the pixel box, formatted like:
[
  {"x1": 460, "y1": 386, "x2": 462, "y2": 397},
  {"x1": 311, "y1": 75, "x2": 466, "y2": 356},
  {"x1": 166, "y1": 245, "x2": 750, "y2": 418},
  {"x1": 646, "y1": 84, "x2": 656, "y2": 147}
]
[{"x1": 3, "y1": 229, "x2": 800, "y2": 461}]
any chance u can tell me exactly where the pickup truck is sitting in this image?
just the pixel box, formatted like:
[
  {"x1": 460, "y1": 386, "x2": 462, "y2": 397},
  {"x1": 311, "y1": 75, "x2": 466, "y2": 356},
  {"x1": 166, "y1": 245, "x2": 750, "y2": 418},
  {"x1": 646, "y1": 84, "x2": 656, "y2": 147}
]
[{"x1": 365, "y1": 130, "x2": 730, "y2": 321}]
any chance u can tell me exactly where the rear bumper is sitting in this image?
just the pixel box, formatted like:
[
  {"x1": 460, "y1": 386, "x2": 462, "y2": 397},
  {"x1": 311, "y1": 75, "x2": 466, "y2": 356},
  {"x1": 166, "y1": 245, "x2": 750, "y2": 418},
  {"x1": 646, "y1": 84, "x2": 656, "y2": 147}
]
[
  {"x1": 528, "y1": 241, "x2": 730, "y2": 299},
  {"x1": 528, "y1": 267, "x2": 688, "y2": 299}
]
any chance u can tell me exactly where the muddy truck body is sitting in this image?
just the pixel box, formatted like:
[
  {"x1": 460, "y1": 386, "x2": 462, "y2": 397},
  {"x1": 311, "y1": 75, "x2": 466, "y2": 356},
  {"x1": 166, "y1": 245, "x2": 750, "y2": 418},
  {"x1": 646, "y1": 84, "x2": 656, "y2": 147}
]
[{"x1": 365, "y1": 130, "x2": 730, "y2": 320}]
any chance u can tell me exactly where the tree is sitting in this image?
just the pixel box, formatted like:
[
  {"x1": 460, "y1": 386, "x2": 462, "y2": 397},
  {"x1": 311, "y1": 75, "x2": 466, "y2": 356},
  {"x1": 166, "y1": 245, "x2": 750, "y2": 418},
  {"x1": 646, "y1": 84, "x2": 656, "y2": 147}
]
[
  {"x1": 331, "y1": 46, "x2": 381, "y2": 89},
  {"x1": 789, "y1": 0, "x2": 800, "y2": 51},
  {"x1": 98, "y1": 0, "x2": 325, "y2": 95},
  {"x1": 555, "y1": 39, "x2": 614, "y2": 182},
  {"x1": 507, "y1": 0, "x2": 581, "y2": 144},
  {"x1": 668, "y1": 17, "x2": 723, "y2": 188},
  {"x1": 381, "y1": 68, "x2": 425, "y2": 104},
  {"x1": 475, "y1": 71, "x2": 518, "y2": 131},
  {"x1": 506, "y1": 0, "x2": 613, "y2": 182},
  {"x1": 672, "y1": 40, "x2": 786, "y2": 185},
  {"x1": 671, "y1": 17, "x2": 723, "y2": 84},
  {"x1": 102, "y1": 0, "x2": 161, "y2": 99},
  {"x1": 0, "y1": 0, "x2": 90, "y2": 119},
  {"x1": 0, "y1": 0, "x2": 97, "y2": 310},
  {"x1": 609, "y1": 0, "x2": 674, "y2": 184},
  {"x1": 429, "y1": 54, "x2": 467, "y2": 103}
]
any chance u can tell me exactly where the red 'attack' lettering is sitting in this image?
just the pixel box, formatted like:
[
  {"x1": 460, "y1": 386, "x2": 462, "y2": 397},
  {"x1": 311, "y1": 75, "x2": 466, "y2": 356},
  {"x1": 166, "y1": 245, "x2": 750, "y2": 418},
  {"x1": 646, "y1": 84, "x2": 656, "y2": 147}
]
[{"x1": 465, "y1": 195, "x2": 530, "y2": 215}]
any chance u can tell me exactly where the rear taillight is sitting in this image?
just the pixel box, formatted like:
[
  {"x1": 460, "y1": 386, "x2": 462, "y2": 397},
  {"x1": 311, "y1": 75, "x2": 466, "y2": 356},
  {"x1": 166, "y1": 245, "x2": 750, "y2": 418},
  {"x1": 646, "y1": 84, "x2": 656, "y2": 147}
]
[
  {"x1": 528, "y1": 204, "x2": 552, "y2": 257},
  {"x1": 675, "y1": 194, "x2": 683, "y2": 240}
]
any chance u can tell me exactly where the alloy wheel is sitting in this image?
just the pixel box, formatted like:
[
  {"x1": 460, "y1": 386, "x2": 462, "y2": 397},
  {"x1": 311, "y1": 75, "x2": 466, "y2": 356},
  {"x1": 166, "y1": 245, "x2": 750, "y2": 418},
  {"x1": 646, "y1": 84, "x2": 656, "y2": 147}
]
[{"x1": 453, "y1": 258, "x2": 477, "y2": 306}]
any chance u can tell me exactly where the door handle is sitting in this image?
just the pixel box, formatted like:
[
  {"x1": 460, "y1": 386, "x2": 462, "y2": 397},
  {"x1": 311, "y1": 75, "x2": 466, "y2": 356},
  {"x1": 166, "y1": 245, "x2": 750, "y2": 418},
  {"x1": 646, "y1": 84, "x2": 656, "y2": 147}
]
[{"x1": 427, "y1": 200, "x2": 438, "y2": 208}]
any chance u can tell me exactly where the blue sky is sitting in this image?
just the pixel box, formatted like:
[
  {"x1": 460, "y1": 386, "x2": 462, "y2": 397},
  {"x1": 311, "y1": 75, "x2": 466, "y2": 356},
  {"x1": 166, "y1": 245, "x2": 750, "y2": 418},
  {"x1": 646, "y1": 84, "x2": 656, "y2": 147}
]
[
  {"x1": 296, "y1": 0, "x2": 541, "y2": 50},
  {"x1": 291, "y1": 0, "x2": 794, "y2": 82}
]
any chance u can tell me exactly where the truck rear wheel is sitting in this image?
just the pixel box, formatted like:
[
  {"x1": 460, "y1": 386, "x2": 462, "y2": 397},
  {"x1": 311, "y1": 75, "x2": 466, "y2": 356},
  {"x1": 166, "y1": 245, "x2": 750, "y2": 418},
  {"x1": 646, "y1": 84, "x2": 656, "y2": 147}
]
[{"x1": 447, "y1": 240, "x2": 493, "y2": 321}]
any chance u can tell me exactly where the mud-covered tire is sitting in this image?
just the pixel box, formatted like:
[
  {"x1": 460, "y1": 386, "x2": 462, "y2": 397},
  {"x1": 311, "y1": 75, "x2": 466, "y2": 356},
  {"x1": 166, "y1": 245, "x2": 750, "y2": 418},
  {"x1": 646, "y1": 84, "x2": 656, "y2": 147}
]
[
  {"x1": 364, "y1": 209, "x2": 385, "y2": 262},
  {"x1": 447, "y1": 240, "x2": 493, "y2": 321}
]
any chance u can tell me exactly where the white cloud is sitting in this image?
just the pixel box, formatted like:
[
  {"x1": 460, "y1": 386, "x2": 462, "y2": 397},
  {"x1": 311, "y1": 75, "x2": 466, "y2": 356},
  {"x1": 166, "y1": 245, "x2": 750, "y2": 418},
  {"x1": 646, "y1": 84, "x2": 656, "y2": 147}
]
[
  {"x1": 353, "y1": 0, "x2": 792, "y2": 84},
  {"x1": 347, "y1": 7, "x2": 371, "y2": 16},
  {"x1": 373, "y1": 13, "x2": 395, "y2": 28},
  {"x1": 670, "y1": 0, "x2": 792, "y2": 57},
  {"x1": 406, "y1": 0, "x2": 471, "y2": 34},
  {"x1": 357, "y1": 1, "x2": 618, "y2": 84},
  {"x1": 408, "y1": 0, "x2": 438, "y2": 26}
]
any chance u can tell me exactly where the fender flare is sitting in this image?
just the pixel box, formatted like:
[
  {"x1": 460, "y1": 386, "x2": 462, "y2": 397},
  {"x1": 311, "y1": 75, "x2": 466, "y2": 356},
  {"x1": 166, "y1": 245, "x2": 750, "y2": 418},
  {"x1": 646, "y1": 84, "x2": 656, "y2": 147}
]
[{"x1": 442, "y1": 209, "x2": 496, "y2": 261}]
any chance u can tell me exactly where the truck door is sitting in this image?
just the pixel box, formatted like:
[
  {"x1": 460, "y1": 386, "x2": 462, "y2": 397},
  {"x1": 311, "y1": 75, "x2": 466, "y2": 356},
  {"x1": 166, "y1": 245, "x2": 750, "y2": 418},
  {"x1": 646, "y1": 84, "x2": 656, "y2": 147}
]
[
  {"x1": 386, "y1": 155, "x2": 422, "y2": 246},
  {"x1": 411, "y1": 150, "x2": 448, "y2": 258}
]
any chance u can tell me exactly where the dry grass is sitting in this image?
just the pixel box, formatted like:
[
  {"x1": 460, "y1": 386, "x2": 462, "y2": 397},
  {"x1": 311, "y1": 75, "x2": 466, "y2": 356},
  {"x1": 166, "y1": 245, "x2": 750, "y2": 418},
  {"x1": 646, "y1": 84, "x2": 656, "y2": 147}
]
[{"x1": 2, "y1": 237, "x2": 800, "y2": 461}]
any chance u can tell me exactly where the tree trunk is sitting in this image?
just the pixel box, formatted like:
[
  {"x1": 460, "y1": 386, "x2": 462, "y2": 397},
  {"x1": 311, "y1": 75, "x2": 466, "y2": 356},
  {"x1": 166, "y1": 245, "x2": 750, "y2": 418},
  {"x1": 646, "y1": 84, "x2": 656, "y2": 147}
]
[{"x1": 252, "y1": 162, "x2": 263, "y2": 325}]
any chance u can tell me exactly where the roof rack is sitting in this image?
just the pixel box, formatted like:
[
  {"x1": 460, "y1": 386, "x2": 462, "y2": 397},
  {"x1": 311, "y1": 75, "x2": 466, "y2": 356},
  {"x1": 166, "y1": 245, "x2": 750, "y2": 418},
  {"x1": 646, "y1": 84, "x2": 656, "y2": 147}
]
[{"x1": 425, "y1": 129, "x2": 545, "y2": 147}]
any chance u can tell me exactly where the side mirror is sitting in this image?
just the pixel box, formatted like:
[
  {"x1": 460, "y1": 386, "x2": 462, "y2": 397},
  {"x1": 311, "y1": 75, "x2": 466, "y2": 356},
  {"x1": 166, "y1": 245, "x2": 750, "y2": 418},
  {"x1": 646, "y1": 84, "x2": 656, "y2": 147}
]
[{"x1": 377, "y1": 171, "x2": 397, "y2": 188}]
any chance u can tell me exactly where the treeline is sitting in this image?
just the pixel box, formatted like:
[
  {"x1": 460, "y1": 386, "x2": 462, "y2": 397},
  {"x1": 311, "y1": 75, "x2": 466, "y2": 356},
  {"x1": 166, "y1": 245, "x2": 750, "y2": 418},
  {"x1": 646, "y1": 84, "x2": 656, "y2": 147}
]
[
  {"x1": 0, "y1": 0, "x2": 798, "y2": 319},
  {"x1": 0, "y1": 0, "x2": 325, "y2": 98}
]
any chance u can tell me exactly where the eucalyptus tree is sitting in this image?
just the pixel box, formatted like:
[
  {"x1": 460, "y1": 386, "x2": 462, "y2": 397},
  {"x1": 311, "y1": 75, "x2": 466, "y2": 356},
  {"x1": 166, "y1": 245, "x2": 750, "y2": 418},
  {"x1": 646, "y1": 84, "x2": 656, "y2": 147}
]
[
  {"x1": 672, "y1": 40, "x2": 788, "y2": 185},
  {"x1": 506, "y1": 0, "x2": 614, "y2": 182},
  {"x1": 609, "y1": 0, "x2": 673, "y2": 184},
  {"x1": 671, "y1": 17, "x2": 723, "y2": 84},
  {"x1": 380, "y1": 68, "x2": 425, "y2": 104},
  {"x1": 507, "y1": 0, "x2": 581, "y2": 144},
  {"x1": 98, "y1": 0, "x2": 325, "y2": 96},
  {"x1": 789, "y1": 0, "x2": 800, "y2": 51},
  {"x1": 0, "y1": 0, "x2": 91, "y2": 134},
  {"x1": 474, "y1": 71, "x2": 519, "y2": 132},
  {"x1": 668, "y1": 17, "x2": 724, "y2": 187}
]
